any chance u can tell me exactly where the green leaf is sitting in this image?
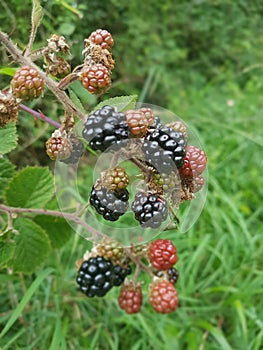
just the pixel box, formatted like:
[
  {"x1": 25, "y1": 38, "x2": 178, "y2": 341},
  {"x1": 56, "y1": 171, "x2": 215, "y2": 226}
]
[
  {"x1": 68, "y1": 87, "x2": 86, "y2": 114},
  {"x1": 0, "y1": 267, "x2": 53, "y2": 339},
  {"x1": 0, "y1": 241, "x2": 15, "y2": 268},
  {"x1": 5, "y1": 167, "x2": 54, "y2": 208},
  {"x1": 32, "y1": 0, "x2": 43, "y2": 27},
  {"x1": 93, "y1": 95, "x2": 138, "y2": 113},
  {"x1": 0, "y1": 158, "x2": 15, "y2": 199},
  {"x1": 12, "y1": 218, "x2": 51, "y2": 273},
  {"x1": 0, "y1": 67, "x2": 17, "y2": 77},
  {"x1": 34, "y1": 215, "x2": 73, "y2": 248},
  {"x1": 0, "y1": 122, "x2": 18, "y2": 155}
]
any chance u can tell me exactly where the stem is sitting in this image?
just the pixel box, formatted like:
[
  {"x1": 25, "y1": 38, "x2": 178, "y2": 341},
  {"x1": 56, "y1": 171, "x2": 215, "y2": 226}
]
[
  {"x1": 0, "y1": 204, "x2": 104, "y2": 241},
  {"x1": 123, "y1": 247, "x2": 154, "y2": 278},
  {"x1": 0, "y1": 31, "x2": 86, "y2": 121},
  {"x1": 19, "y1": 104, "x2": 61, "y2": 128}
]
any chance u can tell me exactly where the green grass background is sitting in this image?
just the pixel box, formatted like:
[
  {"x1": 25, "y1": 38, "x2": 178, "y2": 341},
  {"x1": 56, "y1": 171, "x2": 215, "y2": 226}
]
[{"x1": 1, "y1": 0, "x2": 263, "y2": 349}]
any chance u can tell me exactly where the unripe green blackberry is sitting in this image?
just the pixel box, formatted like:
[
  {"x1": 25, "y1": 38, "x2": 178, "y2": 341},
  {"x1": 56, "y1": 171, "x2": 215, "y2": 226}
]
[
  {"x1": 166, "y1": 121, "x2": 188, "y2": 140},
  {"x1": 88, "y1": 29, "x2": 114, "y2": 50},
  {"x1": 11, "y1": 66, "x2": 44, "y2": 101},
  {"x1": 125, "y1": 109, "x2": 149, "y2": 137},
  {"x1": 0, "y1": 91, "x2": 18, "y2": 127},
  {"x1": 103, "y1": 166, "x2": 129, "y2": 191},
  {"x1": 93, "y1": 239, "x2": 124, "y2": 265},
  {"x1": 46, "y1": 131, "x2": 72, "y2": 160},
  {"x1": 81, "y1": 63, "x2": 111, "y2": 94},
  {"x1": 153, "y1": 171, "x2": 180, "y2": 192}
]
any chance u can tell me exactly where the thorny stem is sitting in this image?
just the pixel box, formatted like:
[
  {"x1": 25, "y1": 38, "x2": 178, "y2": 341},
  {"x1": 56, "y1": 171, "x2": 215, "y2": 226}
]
[
  {"x1": 0, "y1": 31, "x2": 86, "y2": 121},
  {"x1": 19, "y1": 104, "x2": 61, "y2": 128},
  {"x1": 0, "y1": 204, "x2": 105, "y2": 241},
  {"x1": 123, "y1": 247, "x2": 154, "y2": 278}
]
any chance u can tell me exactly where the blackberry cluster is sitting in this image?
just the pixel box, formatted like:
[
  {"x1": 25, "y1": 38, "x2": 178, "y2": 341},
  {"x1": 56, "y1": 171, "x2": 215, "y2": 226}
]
[
  {"x1": 131, "y1": 192, "x2": 168, "y2": 229},
  {"x1": 90, "y1": 186, "x2": 129, "y2": 221},
  {"x1": 76, "y1": 256, "x2": 131, "y2": 297},
  {"x1": 142, "y1": 127, "x2": 186, "y2": 172},
  {"x1": 82, "y1": 105, "x2": 130, "y2": 152}
]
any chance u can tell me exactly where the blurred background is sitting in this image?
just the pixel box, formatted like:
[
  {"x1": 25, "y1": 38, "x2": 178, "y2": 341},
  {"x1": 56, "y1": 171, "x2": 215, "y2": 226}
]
[{"x1": 0, "y1": 0, "x2": 263, "y2": 349}]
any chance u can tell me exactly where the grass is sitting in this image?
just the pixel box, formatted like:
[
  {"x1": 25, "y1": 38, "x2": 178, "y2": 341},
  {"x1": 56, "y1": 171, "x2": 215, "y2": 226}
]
[{"x1": 1, "y1": 72, "x2": 263, "y2": 349}]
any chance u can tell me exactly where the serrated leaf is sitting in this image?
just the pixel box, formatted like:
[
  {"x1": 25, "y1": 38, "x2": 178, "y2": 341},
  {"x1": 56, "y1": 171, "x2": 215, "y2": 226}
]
[
  {"x1": 0, "y1": 158, "x2": 15, "y2": 199},
  {"x1": 0, "y1": 67, "x2": 17, "y2": 77},
  {"x1": 5, "y1": 167, "x2": 54, "y2": 208},
  {"x1": 0, "y1": 241, "x2": 15, "y2": 267},
  {"x1": 34, "y1": 215, "x2": 73, "y2": 249},
  {"x1": 0, "y1": 122, "x2": 18, "y2": 155},
  {"x1": 69, "y1": 81, "x2": 97, "y2": 108},
  {"x1": 93, "y1": 95, "x2": 138, "y2": 113},
  {"x1": 12, "y1": 218, "x2": 51, "y2": 273}
]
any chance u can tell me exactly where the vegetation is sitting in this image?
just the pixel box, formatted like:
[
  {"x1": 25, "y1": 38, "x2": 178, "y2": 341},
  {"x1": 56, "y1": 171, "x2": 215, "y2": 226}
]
[{"x1": 0, "y1": 0, "x2": 263, "y2": 349}]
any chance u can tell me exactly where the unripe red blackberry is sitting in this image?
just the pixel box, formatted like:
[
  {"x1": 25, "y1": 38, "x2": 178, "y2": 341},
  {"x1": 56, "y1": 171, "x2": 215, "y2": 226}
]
[
  {"x1": 148, "y1": 239, "x2": 178, "y2": 271},
  {"x1": 46, "y1": 131, "x2": 72, "y2": 160},
  {"x1": 166, "y1": 120, "x2": 188, "y2": 140},
  {"x1": 88, "y1": 29, "x2": 114, "y2": 50},
  {"x1": 192, "y1": 174, "x2": 205, "y2": 193},
  {"x1": 11, "y1": 66, "x2": 44, "y2": 101},
  {"x1": 81, "y1": 64, "x2": 111, "y2": 94},
  {"x1": 118, "y1": 281, "x2": 143, "y2": 314},
  {"x1": 103, "y1": 166, "x2": 129, "y2": 191},
  {"x1": 0, "y1": 91, "x2": 18, "y2": 127},
  {"x1": 125, "y1": 109, "x2": 149, "y2": 137},
  {"x1": 181, "y1": 145, "x2": 207, "y2": 177},
  {"x1": 149, "y1": 279, "x2": 179, "y2": 314}
]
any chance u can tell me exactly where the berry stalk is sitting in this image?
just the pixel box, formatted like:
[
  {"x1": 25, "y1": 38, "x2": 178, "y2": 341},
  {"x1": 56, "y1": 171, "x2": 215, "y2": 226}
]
[{"x1": 19, "y1": 104, "x2": 61, "y2": 128}]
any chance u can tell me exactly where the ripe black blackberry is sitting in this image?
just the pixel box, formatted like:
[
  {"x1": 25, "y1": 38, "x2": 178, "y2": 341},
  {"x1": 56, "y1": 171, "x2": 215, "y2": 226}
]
[
  {"x1": 131, "y1": 192, "x2": 168, "y2": 228},
  {"x1": 76, "y1": 256, "x2": 131, "y2": 297},
  {"x1": 142, "y1": 127, "x2": 186, "y2": 172},
  {"x1": 60, "y1": 136, "x2": 84, "y2": 164},
  {"x1": 82, "y1": 105, "x2": 130, "y2": 152},
  {"x1": 89, "y1": 186, "x2": 129, "y2": 221},
  {"x1": 167, "y1": 267, "x2": 179, "y2": 285}
]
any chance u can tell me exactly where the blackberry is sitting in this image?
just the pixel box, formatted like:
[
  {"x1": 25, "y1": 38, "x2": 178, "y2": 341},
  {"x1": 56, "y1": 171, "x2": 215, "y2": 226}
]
[
  {"x1": 11, "y1": 66, "x2": 44, "y2": 101},
  {"x1": 0, "y1": 91, "x2": 18, "y2": 127},
  {"x1": 148, "y1": 239, "x2": 178, "y2": 270},
  {"x1": 60, "y1": 136, "x2": 84, "y2": 164},
  {"x1": 180, "y1": 145, "x2": 207, "y2": 177},
  {"x1": 81, "y1": 63, "x2": 111, "y2": 94},
  {"x1": 149, "y1": 116, "x2": 162, "y2": 130},
  {"x1": 94, "y1": 238, "x2": 124, "y2": 264},
  {"x1": 125, "y1": 109, "x2": 149, "y2": 137},
  {"x1": 166, "y1": 120, "x2": 188, "y2": 140},
  {"x1": 167, "y1": 267, "x2": 179, "y2": 285},
  {"x1": 76, "y1": 256, "x2": 131, "y2": 297},
  {"x1": 139, "y1": 107, "x2": 155, "y2": 127},
  {"x1": 90, "y1": 186, "x2": 129, "y2": 221},
  {"x1": 131, "y1": 192, "x2": 168, "y2": 228},
  {"x1": 118, "y1": 281, "x2": 143, "y2": 314},
  {"x1": 88, "y1": 29, "x2": 114, "y2": 50},
  {"x1": 149, "y1": 279, "x2": 179, "y2": 314},
  {"x1": 142, "y1": 127, "x2": 186, "y2": 172},
  {"x1": 46, "y1": 135, "x2": 72, "y2": 160},
  {"x1": 82, "y1": 105, "x2": 130, "y2": 152},
  {"x1": 103, "y1": 166, "x2": 129, "y2": 191}
]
